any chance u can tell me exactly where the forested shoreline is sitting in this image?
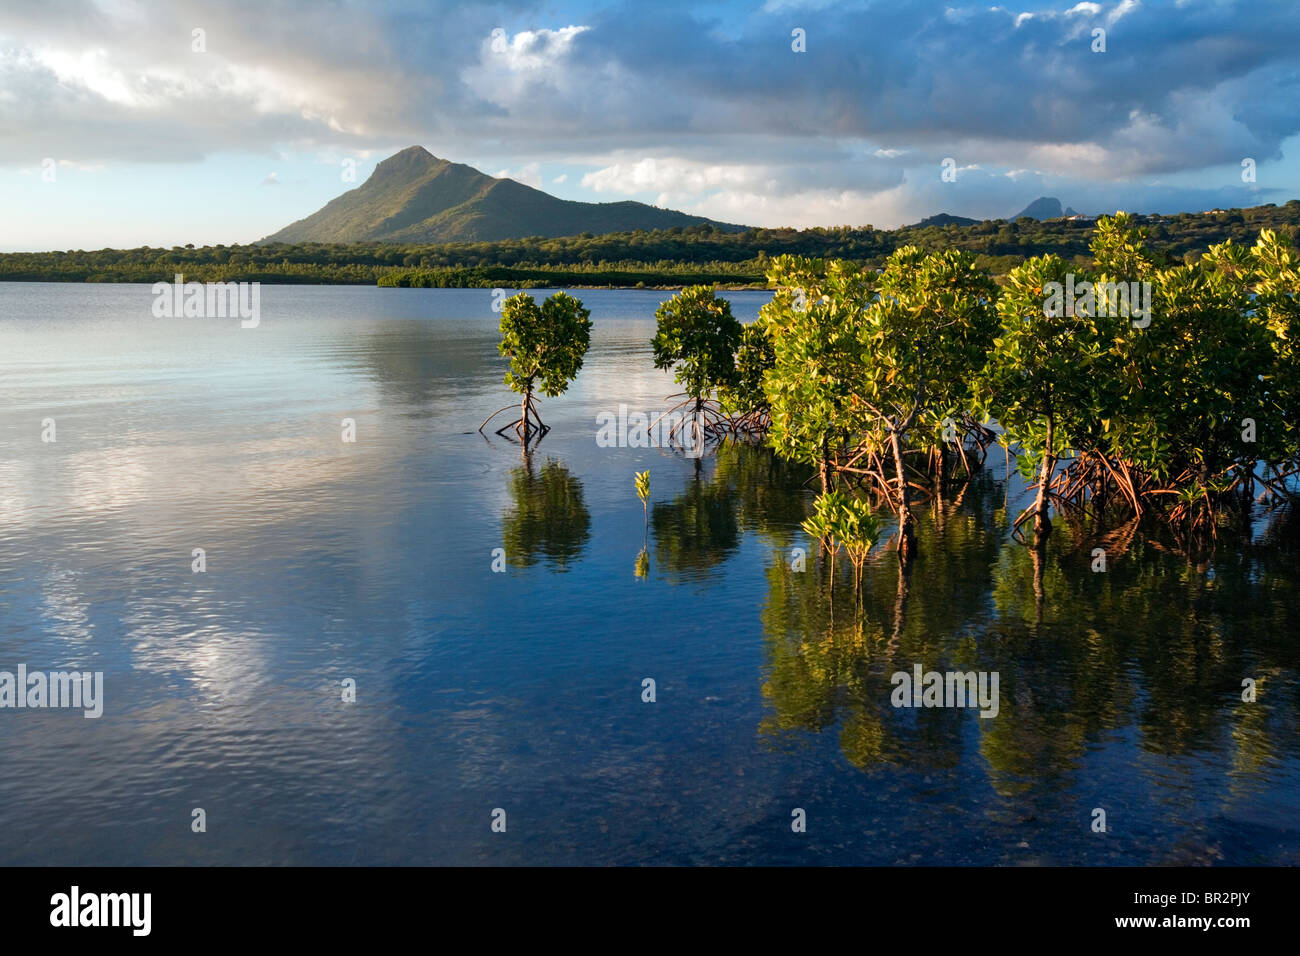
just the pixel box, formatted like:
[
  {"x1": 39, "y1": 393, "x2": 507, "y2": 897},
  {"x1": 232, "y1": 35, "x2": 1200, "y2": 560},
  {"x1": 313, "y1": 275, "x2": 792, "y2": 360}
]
[
  {"x1": 2, "y1": 200, "x2": 1297, "y2": 288},
  {"x1": 609, "y1": 213, "x2": 1300, "y2": 557}
]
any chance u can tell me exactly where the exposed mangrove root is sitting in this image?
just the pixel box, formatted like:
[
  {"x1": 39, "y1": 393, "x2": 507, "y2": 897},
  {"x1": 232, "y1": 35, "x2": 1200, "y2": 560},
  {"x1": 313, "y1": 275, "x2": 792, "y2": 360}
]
[
  {"x1": 480, "y1": 390, "x2": 550, "y2": 448},
  {"x1": 726, "y1": 407, "x2": 772, "y2": 440},
  {"x1": 648, "y1": 393, "x2": 731, "y2": 455},
  {"x1": 1004, "y1": 447, "x2": 1300, "y2": 550}
]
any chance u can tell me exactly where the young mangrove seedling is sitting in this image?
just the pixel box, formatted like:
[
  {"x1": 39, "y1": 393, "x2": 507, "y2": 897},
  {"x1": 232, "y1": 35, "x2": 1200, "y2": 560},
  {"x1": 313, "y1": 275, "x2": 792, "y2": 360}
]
[
  {"x1": 635, "y1": 470, "x2": 651, "y2": 527},
  {"x1": 802, "y1": 490, "x2": 881, "y2": 589},
  {"x1": 802, "y1": 491, "x2": 844, "y2": 577}
]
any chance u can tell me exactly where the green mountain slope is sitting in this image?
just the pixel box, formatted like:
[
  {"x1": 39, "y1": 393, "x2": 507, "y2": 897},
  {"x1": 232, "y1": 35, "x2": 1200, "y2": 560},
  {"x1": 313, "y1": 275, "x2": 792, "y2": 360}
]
[
  {"x1": 261, "y1": 146, "x2": 745, "y2": 243},
  {"x1": 910, "y1": 212, "x2": 980, "y2": 228}
]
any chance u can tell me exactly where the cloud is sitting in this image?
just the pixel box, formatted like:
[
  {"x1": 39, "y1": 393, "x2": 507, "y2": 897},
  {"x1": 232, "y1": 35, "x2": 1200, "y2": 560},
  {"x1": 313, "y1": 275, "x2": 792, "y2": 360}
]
[
  {"x1": 460, "y1": 25, "x2": 592, "y2": 116},
  {"x1": 492, "y1": 161, "x2": 542, "y2": 188},
  {"x1": 260, "y1": 172, "x2": 280, "y2": 186},
  {"x1": 1, "y1": 0, "x2": 1297, "y2": 233},
  {"x1": 581, "y1": 158, "x2": 756, "y2": 198},
  {"x1": 1107, "y1": 0, "x2": 1140, "y2": 26}
]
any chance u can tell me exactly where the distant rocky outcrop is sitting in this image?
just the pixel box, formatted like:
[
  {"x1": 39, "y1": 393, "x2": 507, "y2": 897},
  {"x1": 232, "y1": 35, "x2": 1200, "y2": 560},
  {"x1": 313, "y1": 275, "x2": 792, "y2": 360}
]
[{"x1": 1011, "y1": 197, "x2": 1080, "y2": 221}]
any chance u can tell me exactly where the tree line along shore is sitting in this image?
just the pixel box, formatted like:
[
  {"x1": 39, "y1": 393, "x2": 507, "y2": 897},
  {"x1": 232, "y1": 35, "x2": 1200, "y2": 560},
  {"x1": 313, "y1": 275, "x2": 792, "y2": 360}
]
[{"x1": 2, "y1": 200, "x2": 1296, "y2": 288}]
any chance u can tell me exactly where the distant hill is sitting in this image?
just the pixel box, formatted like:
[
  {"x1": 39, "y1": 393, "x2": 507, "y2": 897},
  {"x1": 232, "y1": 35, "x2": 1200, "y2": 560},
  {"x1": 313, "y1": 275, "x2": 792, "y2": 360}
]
[
  {"x1": 910, "y1": 212, "x2": 981, "y2": 228},
  {"x1": 7, "y1": 199, "x2": 1297, "y2": 287},
  {"x1": 260, "y1": 146, "x2": 746, "y2": 244},
  {"x1": 1011, "y1": 197, "x2": 1080, "y2": 221}
]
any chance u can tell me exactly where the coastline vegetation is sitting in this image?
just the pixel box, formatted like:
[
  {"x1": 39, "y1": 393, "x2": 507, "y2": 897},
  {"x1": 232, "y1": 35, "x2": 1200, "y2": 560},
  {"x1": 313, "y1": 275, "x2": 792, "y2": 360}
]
[
  {"x1": 651, "y1": 214, "x2": 1300, "y2": 556},
  {"x1": 3, "y1": 201, "x2": 1296, "y2": 288}
]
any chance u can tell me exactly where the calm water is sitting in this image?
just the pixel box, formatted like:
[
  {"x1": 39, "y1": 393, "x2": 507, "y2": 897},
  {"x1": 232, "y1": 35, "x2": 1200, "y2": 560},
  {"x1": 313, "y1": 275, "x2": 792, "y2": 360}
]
[{"x1": 0, "y1": 282, "x2": 1297, "y2": 866}]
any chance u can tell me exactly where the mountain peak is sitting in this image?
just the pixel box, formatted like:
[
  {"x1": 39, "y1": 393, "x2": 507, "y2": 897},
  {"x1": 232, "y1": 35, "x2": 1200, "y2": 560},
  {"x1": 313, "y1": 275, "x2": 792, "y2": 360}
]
[
  {"x1": 373, "y1": 145, "x2": 442, "y2": 172},
  {"x1": 261, "y1": 147, "x2": 745, "y2": 244},
  {"x1": 1011, "y1": 197, "x2": 1066, "y2": 221}
]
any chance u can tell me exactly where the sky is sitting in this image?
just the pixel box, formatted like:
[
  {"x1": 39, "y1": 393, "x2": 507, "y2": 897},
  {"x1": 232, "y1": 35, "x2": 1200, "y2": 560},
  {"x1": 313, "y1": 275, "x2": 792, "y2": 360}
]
[{"x1": 1, "y1": 0, "x2": 1298, "y2": 251}]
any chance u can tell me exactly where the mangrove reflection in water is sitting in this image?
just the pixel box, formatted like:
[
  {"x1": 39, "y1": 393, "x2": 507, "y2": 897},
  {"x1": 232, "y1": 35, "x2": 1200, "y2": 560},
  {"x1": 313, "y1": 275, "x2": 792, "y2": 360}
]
[
  {"x1": 715, "y1": 444, "x2": 1300, "y2": 812},
  {"x1": 500, "y1": 454, "x2": 591, "y2": 571}
]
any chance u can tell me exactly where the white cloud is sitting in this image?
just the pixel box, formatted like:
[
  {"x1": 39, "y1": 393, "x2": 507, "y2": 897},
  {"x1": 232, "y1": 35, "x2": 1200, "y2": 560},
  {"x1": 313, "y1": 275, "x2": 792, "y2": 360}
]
[
  {"x1": 493, "y1": 161, "x2": 542, "y2": 188},
  {"x1": 495, "y1": 25, "x2": 588, "y2": 71},
  {"x1": 1108, "y1": 0, "x2": 1140, "y2": 25},
  {"x1": 760, "y1": 0, "x2": 840, "y2": 10},
  {"x1": 581, "y1": 157, "x2": 760, "y2": 198},
  {"x1": 30, "y1": 46, "x2": 140, "y2": 107},
  {"x1": 462, "y1": 25, "x2": 591, "y2": 111}
]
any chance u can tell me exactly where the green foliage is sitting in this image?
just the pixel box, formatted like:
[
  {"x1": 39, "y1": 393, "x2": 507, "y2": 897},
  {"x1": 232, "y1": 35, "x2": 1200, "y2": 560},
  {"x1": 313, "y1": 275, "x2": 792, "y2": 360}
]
[
  {"x1": 801, "y1": 491, "x2": 843, "y2": 558},
  {"x1": 635, "y1": 470, "x2": 651, "y2": 526},
  {"x1": 760, "y1": 256, "x2": 876, "y2": 486},
  {"x1": 719, "y1": 320, "x2": 776, "y2": 416},
  {"x1": 1090, "y1": 211, "x2": 1154, "y2": 279},
  {"x1": 1236, "y1": 230, "x2": 1300, "y2": 459},
  {"x1": 838, "y1": 496, "x2": 882, "y2": 583},
  {"x1": 760, "y1": 246, "x2": 995, "y2": 552},
  {"x1": 859, "y1": 246, "x2": 999, "y2": 448},
  {"x1": 755, "y1": 215, "x2": 1300, "y2": 542},
  {"x1": 801, "y1": 490, "x2": 881, "y2": 586},
  {"x1": 1114, "y1": 259, "x2": 1269, "y2": 485},
  {"x1": 651, "y1": 286, "x2": 743, "y2": 400},
  {"x1": 974, "y1": 254, "x2": 1111, "y2": 479},
  {"x1": 970, "y1": 215, "x2": 1298, "y2": 536},
  {"x1": 497, "y1": 291, "x2": 592, "y2": 398}
]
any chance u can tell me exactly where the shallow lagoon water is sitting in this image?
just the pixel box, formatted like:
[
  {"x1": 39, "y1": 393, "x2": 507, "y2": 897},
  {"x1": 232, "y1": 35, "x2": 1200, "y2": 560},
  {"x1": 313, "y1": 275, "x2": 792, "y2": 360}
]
[{"x1": 0, "y1": 282, "x2": 1296, "y2": 865}]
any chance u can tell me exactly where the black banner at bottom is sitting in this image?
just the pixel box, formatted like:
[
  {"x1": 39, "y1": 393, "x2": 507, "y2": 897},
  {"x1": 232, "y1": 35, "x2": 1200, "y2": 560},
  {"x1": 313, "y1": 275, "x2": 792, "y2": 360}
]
[{"x1": 3, "y1": 865, "x2": 1286, "y2": 941}]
